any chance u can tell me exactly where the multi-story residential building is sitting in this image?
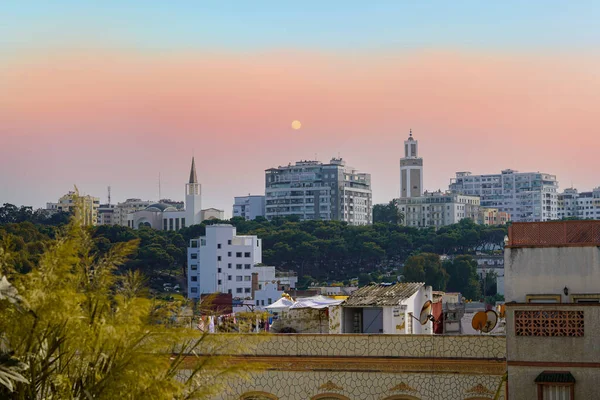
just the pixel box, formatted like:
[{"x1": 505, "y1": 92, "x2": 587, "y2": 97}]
[
  {"x1": 46, "y1": 191, "x2": 100, "y2": 226},
  {"x1": 449, "y1": 169, "x2": 559, "y2": 222},
  {"x1": 233, "y1": 195, "x2": 265, "y2": 220},
  {"x1": 478, "y1": 207, "x2": 511, "y2": 226},
  {"x1": 558, "y1": 187, "x2": 600, "y2": 220},
  {"x1": 187, "y1": 224, "x2": 262, "y2": 299},
  {"x1": 113, "y1": 199, "x2": 154, "y2": 226},
  {"x1": 400, "y1": 130, "x2": 423, "y2": 198},
  {"x1": 398, "y1": 190, "x2": 480, "y2": 228},
  {"x1": 97, "y1": 204, "x2": 115, "y2": 225},
  {"x1": 265, "y1": 158, "x2": 372, "y2": 225},
  {"x1": 505, "y1": 220, "x2": 600, "y2": 399}
]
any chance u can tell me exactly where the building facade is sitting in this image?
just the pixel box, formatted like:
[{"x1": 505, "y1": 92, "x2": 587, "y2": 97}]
[
  {"x1": 46, "y1": 191, "x2": 100, "y2": 226},
  {"x1": 187, "y1": 224, "x2": 262, "y2": 299},
  {"x1": 505, "y1": 220, "x2": 600, "y2": 400},
  {"x1": 557, "y1": 187, "x2": 600, "y2": 220},
  {"x1": 400, "y1": 130, "x2": 423, "y2": 198},
  {"x1": 398, "y1": 191, "x2": 481, "y2": 228},
  {"x1": 265, "y1": 158, "x2": 372, "y2": 225},
  {"x1": 233, "y1": 195, "x2": 266, "y2": 220},
  {"x1": 112, "y1": 198, "x2": 155, "y2": 226},
  {"x1": 97, "y1": 204, "x2": 115, "y2": 225},
  {"x1": 478, "y1": 207, "x2": 511, "y2": 226},
  {"x1": 449, "y1": 169, "x2": 559, "y2": 222}
]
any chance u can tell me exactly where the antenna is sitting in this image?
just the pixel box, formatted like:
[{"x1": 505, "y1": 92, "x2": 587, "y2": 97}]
[
  {"x1": 158, "y1": 172, "x2": 162, "y2": 201},
  {"x1": 107, "y1": 186, "x2": 111, "y2": 205}
]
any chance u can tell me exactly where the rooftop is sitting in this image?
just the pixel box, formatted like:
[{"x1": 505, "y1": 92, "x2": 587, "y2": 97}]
[
  {"x1": 344, "y1": 282, "x2": 423, "y2": 307},
  {"x1": 507, "y1": 220, "x2": 600, "y2": 248}
]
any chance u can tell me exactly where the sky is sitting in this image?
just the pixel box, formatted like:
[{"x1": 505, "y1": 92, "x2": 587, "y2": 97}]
[{"x1": 1, "y1": 2, "x2": 600, "y2": 215}]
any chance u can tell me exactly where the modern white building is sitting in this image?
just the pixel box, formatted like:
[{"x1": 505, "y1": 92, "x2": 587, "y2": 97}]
[
  {"x1": 265, "y1": 158, "x2": 372, "y2": 225},
  {"x1": 558, "y1": 187, "x2": 600, "y2": 220},
  {"x1": 400, "y1": 130, "x2": 423, "y2": 198},
  {"x1": 187, "y1": 224, "x2": 262, "y2": 299},
  {"x1": 233, "y1": 195, "x2": 266, "y2": 220},
  {"x1": 97, "y1": 204, "x2": 115, "y2": 225},
  {"x1": 253, "y1": 267, "x2": 298, "y2": 310},
  {"x1": 398, "y1": 190, "x2": 481, "y2": 228},
  {"x1": 449, "y1": 169, "x2": 559, "y2": 222}
]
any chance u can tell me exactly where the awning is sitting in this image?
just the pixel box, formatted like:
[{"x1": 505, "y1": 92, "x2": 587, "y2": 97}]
[
  {"x1": 535, "y1": 371, "x2": 576, "y2": 384},
  {"x1": 265, "y1": 298, "x2": 295, "y2": 311},
  {"x1": 288, "y1": 295, "x2": 344, "y2": 310}
]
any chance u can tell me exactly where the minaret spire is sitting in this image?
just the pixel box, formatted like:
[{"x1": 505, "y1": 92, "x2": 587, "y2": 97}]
[{"x1": 189, "y1": 157, "x2": 198, "y2": 184}]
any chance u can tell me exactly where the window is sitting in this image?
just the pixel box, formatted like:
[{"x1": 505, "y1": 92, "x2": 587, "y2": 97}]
[
  {"x1": 228, "y1": 240, "x2": 232, "y2": 245},
  {"x1": 163, "y1": 219, "x2": 168, "y2": 230},
  {"x1": 244, "y1": 252, "x2": 251, "y2": 258},
  {"x1": 256, "y1": 300, "x2": 260, "y2": 306},
  {"x1": 217, "y1": 256, "x2": 221, "y2": 261},
  {"x1": 244, "y1": 276, "x2": 251, "y2": 281},
  {"x1": 526, "y1": 294, "x2": 561, "y2": 303},
  {"x1": 190, "y1": 264, "x2": 197, "y2": 270},
  {"x1": 228, "y1": 263, "x2": 232, "y2": 269},
  {"x1": 217, "y1": 243, "x2": 221, "y2": 249},
  {"x1": 245, "y1": 264, "x2": 251, "y2": 269},
  {"x1": 236, "y1": 264, "x2": 242, "y2": 270},
  {"x1": 571, "y1": 294, "x2": 600, "y2": 303},
  {"x1": 535, "y1": 371, "x2": 575, "y2": 400},
  {"x1": 191, "y1": 276, "x2": 197, "y2": 282},
  {"x1": 267, "y1": 298, "x2": 272, "y2": 304},
  {"x1": 201, "y1": 239, "x2": 206, "y2": 246},
  {"x1": 228, "y1": 289, "x2": 232, "y2": 294},
  {"x1": 190, "y1": 287, "x2": 198, "y2": 293},
  {"x1": 190, "y1": 253, "x2": 198, "y2": 260},
  {"x1": 228, "y1": 275, "x2": 232, "y2": 281},
  {"x1": 245, "y1": 288, "x2": 251, "y2": 293},
  {"x1": 175, "y1": 218, "x2": 180, "y2": 230},
  {"x1": 181, "y1": 218, "x2": 185, "y2": 228},
  {"x1": 236, "y1": 288, "x2": 243, "y2": 294},
  {"x1": 228, "y1": 252, "x2": 232, "y2": 257},
  {"x1": 217, "y1": 280, "x2": 222, "y2": 285},
  {"x1": 236, "y1": 252, "x2": 242, "y2": 257},
  {"x1": 236, "y1": 276, "x2": 243, "y2": 282},
  {"x1": 217, "y1": 268, "x2": 221, "y2": 273},
  {"x1": 169, "y1": 218, "x2": 174, "y2": 230}
]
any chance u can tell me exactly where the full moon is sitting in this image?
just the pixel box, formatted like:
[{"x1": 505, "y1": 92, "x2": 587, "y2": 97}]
[{"x1": 291, "y1": 120, "x2": 302, "y2": 130}]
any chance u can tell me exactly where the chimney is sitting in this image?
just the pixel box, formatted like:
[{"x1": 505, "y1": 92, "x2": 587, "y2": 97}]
[{"x1": 251, "y1": 272, "x2": 259, "y2": 298}]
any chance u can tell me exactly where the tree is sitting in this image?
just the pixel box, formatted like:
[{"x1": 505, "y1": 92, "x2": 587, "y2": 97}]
[
  {"x1": 402, "y1": 253, "x2": 448, "y2": 291},
  {"x1": 444, "y1": 255, "x2": 482, "y2": 301},
  {"x1": 0, "y1": 205, "x2": 258, "y2": 399},
  {"x1": 481, "y1": 270, "x2": 497, "y2": 297},
  {"x1": 373, "y1": 199, "x2": 404, "y2": 224}
]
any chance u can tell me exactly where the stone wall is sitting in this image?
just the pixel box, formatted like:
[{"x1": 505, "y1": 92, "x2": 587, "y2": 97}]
[{"x1": 202, "y1": 334, "x2": 506, "y2": 400}]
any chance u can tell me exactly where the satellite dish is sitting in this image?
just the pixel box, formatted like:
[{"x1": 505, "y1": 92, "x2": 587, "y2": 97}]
[
  {"x1": 419, "y1": 300, "x2": 433, "y2": 325},
  {"x1": 471, "y1": 311, "x2": 488, "y2": 331},
  {"x1": 482, "y1": 310, "x2": 498, "y2": 333}
]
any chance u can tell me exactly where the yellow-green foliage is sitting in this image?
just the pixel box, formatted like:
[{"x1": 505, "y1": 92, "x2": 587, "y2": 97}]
[{"x1": 0, "y1": 197, "x2": 260, "y2": 399}]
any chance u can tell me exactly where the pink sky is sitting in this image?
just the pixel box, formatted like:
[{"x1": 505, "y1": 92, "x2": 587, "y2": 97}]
[{"x1": 1, "y1": 49, "x2": 599, "y2": 213}]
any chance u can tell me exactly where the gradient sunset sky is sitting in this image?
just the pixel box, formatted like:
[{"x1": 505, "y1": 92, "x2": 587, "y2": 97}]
[{"x1": 2, "y1": 1, "x2": 599, "y2": 214}]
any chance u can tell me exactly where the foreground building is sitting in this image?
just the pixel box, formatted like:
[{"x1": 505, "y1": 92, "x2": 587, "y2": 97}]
[
  {"x1": 187, "y1": 224, "x2": 262, "y2": 299},
  {"x1": 233, "y1": 195, "x2": 266, "y2": 220},
  {"x1": 265, "y1": 158, "x2": 372, "y2": 225},
  {"x1": 449, "y1": 169, "x2": 559, "y2": 222},
  {"x1": 398, "y1": 190, "x2": 481, "y2": 228},
  {"x1": 557, "y1": 187, "x2": 600, "y2": 220},
  {"x1": 505, "y1": 220, "x2": 600, "y2": 399},
  {"x1": 46, "y1": 191, "x2": 100, "y2": 226}
]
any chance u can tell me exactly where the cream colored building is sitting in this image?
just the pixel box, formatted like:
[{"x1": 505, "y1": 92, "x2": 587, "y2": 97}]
[
  {"x1": 112, "y1": 198, "x2": 155, "y2": 226},
  {"x1": 505, "y1": 220, "x2": 600, "y2": 399},
  {"x1": 398, "y1": 191, "x2": 481, "y2": 229},
  {"x1": 478, "y1": 208, "x2": 510, "y2": 226},
  {"x1": 46, "y1": 191, "x2": 100, "y2": 226}
]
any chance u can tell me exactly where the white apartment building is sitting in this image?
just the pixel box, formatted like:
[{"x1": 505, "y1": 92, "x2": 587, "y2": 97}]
[
  {"x1": 97, "y1": 204, "x2": 115, "y2": 225},
  {"x1": 558, "y1": 187, "x2": 600, "y2": 220},
  {"x1": 233, "y1": 195, "x2": 265, "y2": 220},
  {"x1": 265, "y1": 158, "x2": 372, "y2": 225},
  {"x1": 398, "y1": 191, "x2": 481, "y2": 228},
  {"x1": 46, "y1": 191, "x2": 100, "y2": 226},
  {"x1": 253, "y1": 266, "x2": 298, "y2": 310},
  {"x1": 113, "y1": 199, "x2": 154, "y2": 226},
  {"x1": 187, "y1": 224, "x2": 262, "y2": 299},
  {"x1": 449, "y1": 169, "x2": 559, "y2": 222}
]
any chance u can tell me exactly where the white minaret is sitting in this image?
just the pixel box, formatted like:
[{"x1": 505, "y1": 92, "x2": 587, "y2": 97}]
[
  {"x1": 185, "y1": 157, "x2": 202, "y2": 226},
  {"x1": 400, "y1": 129, "x2": 423, "y2": 198}
]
